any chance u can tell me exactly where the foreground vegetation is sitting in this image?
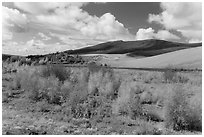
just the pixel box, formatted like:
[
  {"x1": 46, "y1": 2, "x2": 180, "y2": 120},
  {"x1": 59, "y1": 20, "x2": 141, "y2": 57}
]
[{"x1": 2, "y1": 61, "x2": 202, "y2": 135}]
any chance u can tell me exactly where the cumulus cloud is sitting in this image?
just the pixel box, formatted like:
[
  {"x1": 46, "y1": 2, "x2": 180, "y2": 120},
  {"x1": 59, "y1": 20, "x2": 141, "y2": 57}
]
[
  {"x1": 3, "y1": 2, "x2": 135, "y2": 55},
  {"x1": 136, "y1": 27, "x2": 180, "y2": 40},
  {"x1": 80, "y1": 13, "x2": 133, "y2": 40},
  {"x1": 2, "y1": 6, "x2": 29, "y2": 41},
  {"x1": 148, "y1": 2, "x2": 202, "y2": 42},
  {"x1": 14, "y1": 2, "x2": 133, "y2": 41}
]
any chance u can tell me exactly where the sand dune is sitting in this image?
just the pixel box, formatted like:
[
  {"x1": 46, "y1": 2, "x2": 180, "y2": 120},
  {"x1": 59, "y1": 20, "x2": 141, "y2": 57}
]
[{"x1": 100, "y1": 47, "x2": 202, "y2": 69}]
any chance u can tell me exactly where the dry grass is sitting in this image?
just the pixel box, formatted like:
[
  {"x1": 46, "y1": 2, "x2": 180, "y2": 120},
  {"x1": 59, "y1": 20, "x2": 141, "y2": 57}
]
[
  {"x1": 3, "y1": 61, "x2": 202, "y2": 134},
  {"x1": 40, "y1": 64, "x2": 70, "y2": 82},
  {"x1": 112, "y1": 81, "x2": 143, "y2": 118},
  {"x1": 88, "y1": 63, "x2": 121, "y2": 99},
  {"x1": 164, "y1": 85, "x2": 202, "y2": 131}
]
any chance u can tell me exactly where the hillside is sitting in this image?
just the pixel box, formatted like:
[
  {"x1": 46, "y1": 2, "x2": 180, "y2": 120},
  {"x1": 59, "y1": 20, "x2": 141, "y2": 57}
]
[
  {"x1": 99, "y1": 47, "x2": 202, "y2": 69},
  {"x1": 67, "y1": 39, "x2": 201, "y2": 56},
  {"x1": 2, "y1": 39, "x2": 202, "y2": 69}
]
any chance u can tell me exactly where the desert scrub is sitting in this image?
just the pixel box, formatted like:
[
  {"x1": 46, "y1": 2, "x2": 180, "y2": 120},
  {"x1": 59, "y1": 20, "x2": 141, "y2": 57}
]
[
  {"x1": 17, "y1": 67, "x2": 42, "y2": 100},
  {"x1": 163, "y1": 66, "x2": 177, "y2": 83},
  {"x1": 164, "y1": 85, "x2": 202, "y2": 131},
  {"x1": 173, "y1": 73, "x2": 189, "y2": 83},
  {"x1": 28, "y1": 75, "x2": 62, "y2": 104},
  {"x1": 88, "y1": 63, "x2": 121, "y2": 99},
  {"x1": 133, "y1": 118, "x2": 162, "y2": 135},
  {"x1": 38, "y1": 76, "x2": 62, "y2": 104},
  {"x1": 64, "y1": 69, "x2": 90, "y2": 106},
  {"x1": 112, "y1": 81, "x2": 143, "y2": 119},
  {"x1": 40, "y1": 64, "x2": 70, "y2": 82},
  {"x1": 11, "y1": 73, "x2": 21, "y2": 90},
  {"x1": 13, "y1": 65, "x2": 63, "y2": 104},
  {"x1": 11, "y1": 65, "x2": 37, "y2": 90},
  {"x1": 142, "y1": 71, "x2": 163, "y2": 83},
  {"x1": 60, "y1": 80, "x2": 73, "y2": 102}
]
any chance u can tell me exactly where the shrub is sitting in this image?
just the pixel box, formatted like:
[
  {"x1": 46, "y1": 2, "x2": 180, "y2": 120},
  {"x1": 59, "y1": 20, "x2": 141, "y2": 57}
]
[
  {"x1": 36, "y1": 100, "x2": 52, "y2": 112},
  {"x1": 140, "y1": 88, "x2": 165, "y2": 106},
  {"x1": 24, "y1": 75, "x2": 62, "y2": 104},
  {"x1": 69, "y1": 68, "x2": 89, "y2": 84},
  {"x1": 70, "y1": 94, "x2": 113, "y2": 120},
  {"x1": 65, "y1": 69, "x2": 90, "y2": 107},
  {"x1": 164, "y1": 85, "x2": 202, "y2": 131},
  {"x1": 141, "y1": 104, "x2": 165, "y2": 122},
  {"x1": 68, "y1": 82, "x2": 89, "y2": 107},
  {"x1": 111, "y1": 81, "x2": 131, "y2": 115},
  {"x1": 60, "y1": 80, "x2": 73, "y2": 102},
  {"x1": 186, "y1": 91, "x2": 202, "y2": 131},
  {"x1": 21, "y1": 71, "x2": 42, "y2": 101},
  {"x1": 163, "y1": 69, "x2": 177, "y2": 83},
  {"x1": 10, "y1": 56, "x2": 19, "y2": 62},
  {"x1": 88, "y1": 63, "x2": 120, "y2": 99},
  {"x1": 87, "y1": 62, "x2": 101, "y2": 73},
  {"x1": 128, "y1": 89, "x2": 143, "y2": 119},
  {"x1": 163, "y1": 69, "x2": 190, "y2": 84},
  {"x1": 133, "y1": 119, "x2": 162, "y2": 135},
  {"x1": 174, "y1": 73, "x2": 189, "y2": 83},
  {"x1": 11, "y1": 73, "x2": 22, "y2": 90},
  {"x1": 39, "y1": 76, "x2": 62, "y2": 104},
  {"x1": 11, "y1": 66, "x2": 36, "y2": 91},
  {"x1": 40, "y1": 64, "x2": 70, "y2": 82},
  {"x1": 142, "y1": 71, "x2": 164, "y2": 84},
  {"x1": 13, "y1": 66, "x2": 63, "y2": 104},
  {"x1": 112, "y1": 81, "x2": 143, "y2": 119}
]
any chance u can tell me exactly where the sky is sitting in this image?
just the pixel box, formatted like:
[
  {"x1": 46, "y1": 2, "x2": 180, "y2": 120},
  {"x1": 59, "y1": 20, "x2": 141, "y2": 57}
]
[{"x1": 2, "y1": 2, "x2": 202, "y2": 55}]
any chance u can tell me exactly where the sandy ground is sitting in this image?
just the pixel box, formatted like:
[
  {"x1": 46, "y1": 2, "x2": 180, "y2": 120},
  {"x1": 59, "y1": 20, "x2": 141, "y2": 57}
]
[{"x1": 82, "y1": 47, "x2": 201, "y2": 69}]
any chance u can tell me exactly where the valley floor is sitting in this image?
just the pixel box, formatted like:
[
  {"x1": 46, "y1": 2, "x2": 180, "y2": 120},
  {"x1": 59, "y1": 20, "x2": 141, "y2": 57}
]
[{"x1": 2, "y1": 62, "x2": 202, "y2": 135}]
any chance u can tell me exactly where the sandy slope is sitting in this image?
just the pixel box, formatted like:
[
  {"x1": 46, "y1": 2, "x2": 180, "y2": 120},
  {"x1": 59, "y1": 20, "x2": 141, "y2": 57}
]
[{"x1": 98, "y1": 47, "x2": 202, "y2": 69}]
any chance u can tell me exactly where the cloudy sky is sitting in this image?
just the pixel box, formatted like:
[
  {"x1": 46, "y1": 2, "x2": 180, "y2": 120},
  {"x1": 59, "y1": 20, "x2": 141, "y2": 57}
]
[{"x1": 2, "y1": 2, "x2": 202, "y2": 55}]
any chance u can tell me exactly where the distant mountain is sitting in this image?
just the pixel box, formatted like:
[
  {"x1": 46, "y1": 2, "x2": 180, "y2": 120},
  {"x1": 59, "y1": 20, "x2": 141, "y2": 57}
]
[{"x1": 67, "y1": 39, "x2": 201, "y2": 56}]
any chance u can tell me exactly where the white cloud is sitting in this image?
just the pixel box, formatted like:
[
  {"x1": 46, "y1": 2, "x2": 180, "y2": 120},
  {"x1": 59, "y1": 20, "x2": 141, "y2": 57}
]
[
  {"x1": 2, "y1": 31, "x2": 13, "y2": 41},
  {"x1": 156, "y1": 30, "x2": 180, "y2": 40},
  {"x1": 38, "y1": 32, "x2": 51, "y2": 41},
  {"x1": 2, "y1": 6, "x2": 28, "y2": 41},
  {"x1": 14, "y1": 2, "x2": 87, "y2": 14},
  {"x1": 17, "y1": 39, "x2": 58, "y2": 55},
  {"x1": 135, "y1": 28, "x2": 155, "y2": 40},
  {"x1": 188, "y1": 39, "x2": 202, "y2": 43},
  {"x1": 136, "y1": 27, "x2": 179, "y2": 40},
  {"x1": 3, "y1": 2, "x2": 135, "y2": 55},
  {"x1": 148, "y1": 2, "x2": 202, "y2": 42},
  {"x1": 15, "y1": 2, "x2": 133, "y2": 41},
  {"x1": 49, "y1": 32, "x2": 104, "y2": 49},
  {"x1": 80, "y1": 13, "x2": 133, "y2": 40},
  {"x1": 26, "y1": 39, "x2": 47, "y2": 48}
]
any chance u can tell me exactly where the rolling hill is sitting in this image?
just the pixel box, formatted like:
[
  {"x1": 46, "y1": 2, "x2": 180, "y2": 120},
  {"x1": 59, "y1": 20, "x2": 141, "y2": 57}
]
[{"x1": 67, "y1": 39, "x2": 201, "y2": 56}]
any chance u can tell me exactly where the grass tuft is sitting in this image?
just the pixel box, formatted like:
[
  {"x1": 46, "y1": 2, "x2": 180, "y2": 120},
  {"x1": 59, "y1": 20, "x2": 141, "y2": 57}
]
[
  {"x1": 40, "y1": 64, "x2": 70, "y2": 82},
  {"x1": 164, "y1": 85, "x2": 202, "y2": 131}
]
